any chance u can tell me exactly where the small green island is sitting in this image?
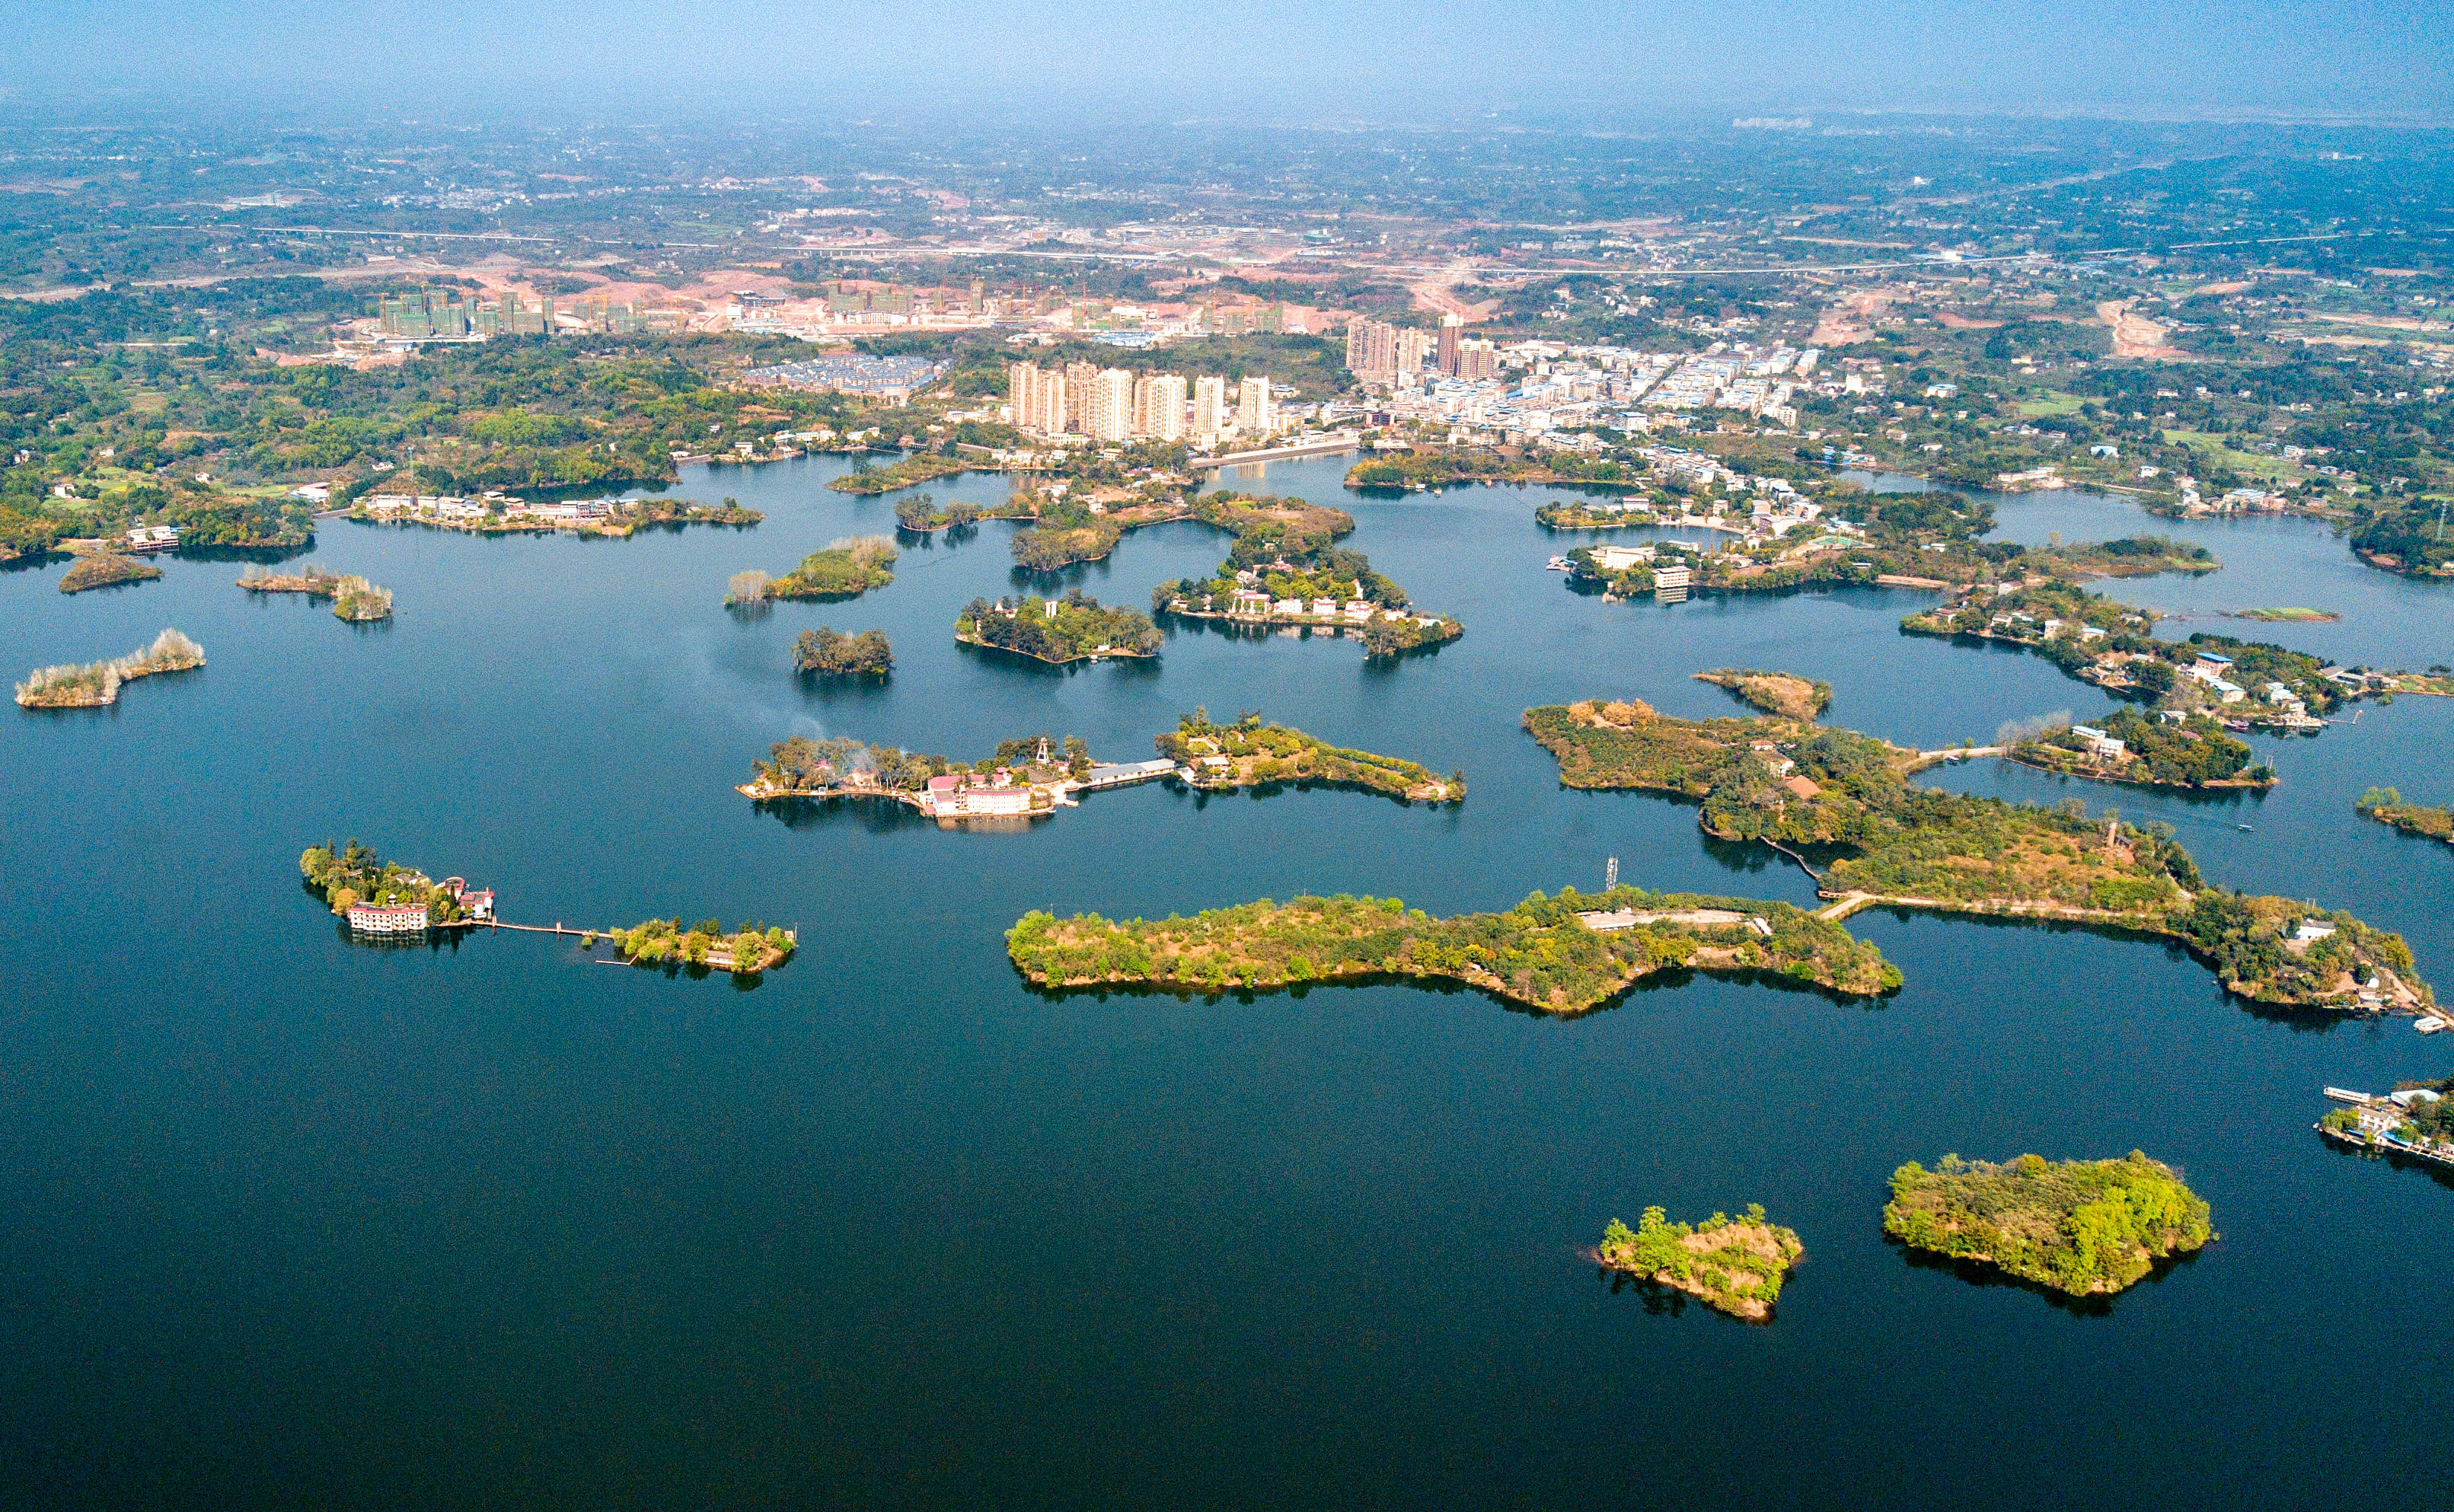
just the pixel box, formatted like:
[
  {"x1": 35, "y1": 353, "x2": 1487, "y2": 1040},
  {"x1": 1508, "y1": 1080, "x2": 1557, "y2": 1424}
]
[
  {"x1": 1523, "y1": 697, "x2": 2432, "y2": 1011},
  {"x1": 605, "y1": 917, "x2": 796, "y2": 974},
  {"x1": 957, "y1": 591, "x2": 1161, "y2": 664},
  {"x1": 1537, "y1": 495, "x2": 1658, "y2": 529},
  {"x1": 894, "y1": 492, "x2": 1029, "y2": 531},
  {"x1": 2356, "y1": 787, "x2": 2453, "y2": 843},
  {"x1": 2229, "y1": 607, "x2": 2340, "y2": 624},
  {"x1": 1594, "y1": 1206, "x2": 1804, "y2": 1322},
  {"x1": 238, "y1": 566, "x2": 394, "y2": 621},
  {"x1": 1157, "y1": 710, "x2": 1462, "y2": 803},
  {"x1": 830, "y1": 455, "x2": 973, "y2": 495},
  {"x1": 300, "y1": 840, "x2": 485, "y2": 925},
  {"x1": 15, "y1": 628, "x2": 205, "y2": 709},
  {"x1": 2009, "y1": 707, "x2": 2273, "y2": 790},
  {"x1": 793, "y1": 626, "x2": 892, "y2": 677},
  {"x1": 735, "y1": 535, "x2": 897, "y2": 603},
  {"x1": 1005, "y1": 885, "x2": 1900, "y2": 1013},
  {"x1": 1883, "y1": 1152, "x2": 2214, "y2": 1297},
  {"x1": 59, "y1": 553, "x2": 163, "y2": 594},
  {"x1": 1695, "y1": 668, "x2": 1831, "y2": 720}
]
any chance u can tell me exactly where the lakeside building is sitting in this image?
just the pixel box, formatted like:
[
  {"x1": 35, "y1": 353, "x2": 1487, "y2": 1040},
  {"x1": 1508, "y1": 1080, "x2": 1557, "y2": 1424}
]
[
  {"x1": 921, "y1": 771, "x2": 1039, "y2": 819},
  {"x1": 1005, "y1": 362, "x2": 1269, "y2": 448},
  {"x1": 346, "y1": 901, "x2": 431, "y2": 934}
]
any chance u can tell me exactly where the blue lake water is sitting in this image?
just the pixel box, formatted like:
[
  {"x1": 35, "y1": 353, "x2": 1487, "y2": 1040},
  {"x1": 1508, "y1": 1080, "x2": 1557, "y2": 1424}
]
[{"x1": 2, "y1": 451, "x2": 2449, "y2": 1509}]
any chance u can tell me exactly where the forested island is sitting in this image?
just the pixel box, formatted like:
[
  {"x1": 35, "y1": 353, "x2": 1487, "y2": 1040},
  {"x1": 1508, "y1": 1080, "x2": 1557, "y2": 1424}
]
[
  {"x1": 58, "y1": 553, "x2": 162, "y2": 594},
  {"x1": 1151, "y1": 492, "x2": 1465, "y2": 657},
  {"x1": 1883, "y1": 1153, "x2": 2214, "y2": 1297},
  {"x1": 957, "y1": 592, "x2": 1160, "y2": 663},
  {"x1": 830, "y1": 455, "x2": 972, "y2": 495},
  {"x1": 1537, "y1": 495, "x2": 1658, "y2": 529},
  {"x1": 1345, "y1": 448, "x2": 1639, "y2": 493},
  {"x1": 742, "y1": 732, "x2": 1093, "y2": 801},
  {"x1": 15, "y1": 628, "x2": 206, "y2": 708},
  {"x1": 1007, "y1": 490, "x2": 1201, "y2": 571},
  {"x1": 736, "y1": 535, "x2": 897, "y2": 602},
  {"x1": 1157, "y1": 710, "x2": 1461, "y2": 802},
  {"x1": 1594, "y1": 1206, "x2": 1803, "y2": 1322},
  {"x1": 1695, "y1": 668, "x2": 1830, "y2": 719},
  {"x1": 239, "y1": 566, "x2": 394, "y2": 621},
  {"x1": 2357, "y1": 787, "x2": 2453, "y2": 843},
  {"x1": 1004, "y1": 885, "x2": 1900, "y2": 1013},
  {"x1": 793, "y1": 626, "x2": 892, "y2": 677},
  {"x1": 894, "y1": 493, "x2": 1029, "y2": 531},
  {"x1": 299, "y1": 840, "x2": 480, "y2": 923},
  {"x1": 1524, "y1": 697, "x2": 2432, "y2": 1011},
  {"x1": 2010, "y1": 708, "x2": 2272, "y2": 789},
  {"x1": 608, "y1": 917, "x2": 796, "y2": 974}
]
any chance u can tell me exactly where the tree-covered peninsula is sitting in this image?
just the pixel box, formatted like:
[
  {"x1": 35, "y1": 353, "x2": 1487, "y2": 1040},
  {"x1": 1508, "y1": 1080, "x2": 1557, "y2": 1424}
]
[
  {"x1": 1595, "y1": 1206, "x2": 1803, "y2": 1322},
  {"x1": 2010, "y1": 707, "x2": 2271, "y2": 790},
  {"x1": 1905, "y1": 579, "x2": 2448, "y2": 729},
  {"x1": 793, "y1": 626, "x2": 892, "y2": 677},
  {"x1": 298, "y1": 840, "x2": 479, "y2": 923},
  {"x1": 58, "y1": 553, "x2": 163, "y2": 594},
  {"x1": 740, "y1": 535, "x2": 897, "y2": 602},
  {"x1": 14, "y1": 628, "x2": 204, "y2": 708},
  {"x1": 1695, "y1": 668, "x2": 1831, "y2": 720},
  {"x1": 1523, "y1": 697, "x2": 2433, "y2": 1011},
  {"x1": 2356, "y1": 787, "x2": 2453, "y2": 843},
  {"x1": 1005, "y1": 886, "x2": 1900, "y2": 1013},
  {"x1": 1883, "y1": 1152, "x2": 2214, "y2": 1296},
  {"x1": 1157, "y1": 710, "x2": 1461, "y2": 802},
  {"x1": 957, "y1": 591, "x2": 1160, "y2": 662}
]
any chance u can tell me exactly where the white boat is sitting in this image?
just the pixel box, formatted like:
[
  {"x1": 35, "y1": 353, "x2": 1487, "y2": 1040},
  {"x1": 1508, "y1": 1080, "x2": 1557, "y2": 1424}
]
[
  {"x1": 2417, "y1": 1018, "x2": 2448, "y2": 1034},
  {"x1": 1546, "y1": 555, "x2": 1571, "y2": 572}
]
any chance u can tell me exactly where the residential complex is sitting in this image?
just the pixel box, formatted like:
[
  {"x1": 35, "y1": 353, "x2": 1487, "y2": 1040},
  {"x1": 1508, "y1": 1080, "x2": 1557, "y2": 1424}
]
[{"x1": 1007, "y1": 361, "x2": 1275, "y2": 448}]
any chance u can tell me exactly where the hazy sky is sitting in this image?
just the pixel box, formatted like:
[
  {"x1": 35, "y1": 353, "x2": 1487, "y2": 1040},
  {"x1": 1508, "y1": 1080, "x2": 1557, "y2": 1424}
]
[{"x1": 9, "y1": 0, "x2": 2451, "y2": 120}]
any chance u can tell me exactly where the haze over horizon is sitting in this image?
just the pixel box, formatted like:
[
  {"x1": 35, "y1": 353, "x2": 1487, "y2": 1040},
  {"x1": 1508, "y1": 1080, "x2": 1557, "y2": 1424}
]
[{"x1": 9, "y1": 0, "x2": 2452, "y2": 124}]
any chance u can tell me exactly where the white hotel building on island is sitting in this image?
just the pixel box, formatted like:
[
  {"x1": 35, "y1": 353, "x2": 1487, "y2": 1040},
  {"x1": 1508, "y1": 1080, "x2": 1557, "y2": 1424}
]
[
  {"x1": 346, "y1": 901, "x2": 432, "y2": 934},
  {"x1": 343, "y1": 877, "x2": 494, "y2": 935}
]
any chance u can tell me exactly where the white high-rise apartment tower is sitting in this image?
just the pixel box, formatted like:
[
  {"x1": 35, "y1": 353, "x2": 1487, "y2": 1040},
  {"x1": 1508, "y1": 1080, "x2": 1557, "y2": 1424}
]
[
  {"x1": 1236, "y1": 375, "x2": 1273, "y2": 438},
  {"x1": 1134, "y1": 374, "x2": 1187, "y2": 440},
  {"x1": 1089, "y1": 368, "x2": 1136, "y2": 442},
  {"x1": 1192, "y1": 375, "x2": 1229, "y2": 442}
]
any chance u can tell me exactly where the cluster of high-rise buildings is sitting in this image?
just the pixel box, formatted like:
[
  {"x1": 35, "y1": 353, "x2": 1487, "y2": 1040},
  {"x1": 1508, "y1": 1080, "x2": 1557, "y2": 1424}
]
[
  {"x1": 376, "y1": 288, "x2": 676, "y2": 342},
  {"x1": 378, "y1": 289, "x2": 554, "y2": 340},
  {"x1": 1345, "y1": 313, "x2": 1497, "y2": 384},
  {"x1": 1007, "y1": 362, "x2": 1275, "y2": 447}
]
